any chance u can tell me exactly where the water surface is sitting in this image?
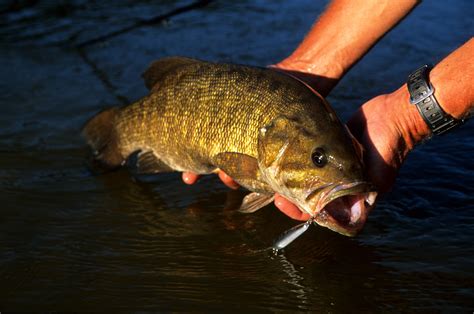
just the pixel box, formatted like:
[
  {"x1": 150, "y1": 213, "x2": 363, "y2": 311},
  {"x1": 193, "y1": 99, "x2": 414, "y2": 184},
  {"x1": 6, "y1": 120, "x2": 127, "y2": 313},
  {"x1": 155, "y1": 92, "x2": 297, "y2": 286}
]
[{"x1": 1, "y1": 0, "x2": 473, "y2": 311}]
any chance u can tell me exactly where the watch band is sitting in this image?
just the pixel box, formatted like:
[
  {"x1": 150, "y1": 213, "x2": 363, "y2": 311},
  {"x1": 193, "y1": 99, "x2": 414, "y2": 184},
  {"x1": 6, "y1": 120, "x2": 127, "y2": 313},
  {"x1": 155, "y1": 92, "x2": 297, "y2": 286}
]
[{"x1": 407, "y1": 65, "x2": 463, "y2": 135}]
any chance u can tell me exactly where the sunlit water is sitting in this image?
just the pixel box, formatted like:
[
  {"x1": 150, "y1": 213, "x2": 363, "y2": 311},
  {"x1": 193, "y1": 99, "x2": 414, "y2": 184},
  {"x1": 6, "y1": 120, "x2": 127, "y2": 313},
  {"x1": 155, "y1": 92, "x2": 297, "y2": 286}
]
[{"x1": 1, "y1": 0, "x2": 473, "y2": 311}]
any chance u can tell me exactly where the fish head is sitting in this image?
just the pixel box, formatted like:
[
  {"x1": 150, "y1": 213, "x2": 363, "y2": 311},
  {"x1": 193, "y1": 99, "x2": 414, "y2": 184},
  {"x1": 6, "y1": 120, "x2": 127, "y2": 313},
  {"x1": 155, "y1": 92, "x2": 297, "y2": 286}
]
[{"x1": 258, "y1": 114, "x2": 377, "y2": 236}]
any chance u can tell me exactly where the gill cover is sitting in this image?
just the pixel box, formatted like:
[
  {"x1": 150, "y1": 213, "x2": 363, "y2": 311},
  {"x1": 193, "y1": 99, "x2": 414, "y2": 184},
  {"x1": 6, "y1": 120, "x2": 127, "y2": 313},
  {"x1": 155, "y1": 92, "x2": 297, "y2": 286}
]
[{"x1": 258, "y1": 116, "x2": 296, "y2": 169}]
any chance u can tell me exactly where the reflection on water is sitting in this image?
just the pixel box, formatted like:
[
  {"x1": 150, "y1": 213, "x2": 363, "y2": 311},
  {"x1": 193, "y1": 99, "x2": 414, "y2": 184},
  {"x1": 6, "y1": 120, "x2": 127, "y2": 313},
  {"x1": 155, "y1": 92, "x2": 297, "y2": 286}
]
[{"x1": 1, "y1": 0, "x2": 473, "y2": 311}]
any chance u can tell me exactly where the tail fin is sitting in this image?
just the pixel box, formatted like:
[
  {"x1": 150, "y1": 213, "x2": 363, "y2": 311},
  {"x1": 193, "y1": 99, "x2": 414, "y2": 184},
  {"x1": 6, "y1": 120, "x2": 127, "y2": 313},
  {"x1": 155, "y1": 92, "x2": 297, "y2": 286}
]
[{"x1": 82, "y1": 107, "x2": 124, "y2": 169}]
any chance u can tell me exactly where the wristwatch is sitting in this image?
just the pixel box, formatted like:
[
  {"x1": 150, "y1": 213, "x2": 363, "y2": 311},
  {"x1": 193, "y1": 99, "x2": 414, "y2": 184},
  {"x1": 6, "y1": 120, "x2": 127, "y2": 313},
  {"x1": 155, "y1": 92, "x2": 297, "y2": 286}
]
[{"x1": 407, "y1": 65, "x2": 463, "y2": 135}]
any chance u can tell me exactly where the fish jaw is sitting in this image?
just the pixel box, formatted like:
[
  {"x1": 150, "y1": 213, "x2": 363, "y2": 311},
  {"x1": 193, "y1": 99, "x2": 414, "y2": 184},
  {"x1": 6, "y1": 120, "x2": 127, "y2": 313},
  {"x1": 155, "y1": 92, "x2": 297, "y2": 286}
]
[{"x1": 302, "y1": 182, "x2": 378, "y2": 236}]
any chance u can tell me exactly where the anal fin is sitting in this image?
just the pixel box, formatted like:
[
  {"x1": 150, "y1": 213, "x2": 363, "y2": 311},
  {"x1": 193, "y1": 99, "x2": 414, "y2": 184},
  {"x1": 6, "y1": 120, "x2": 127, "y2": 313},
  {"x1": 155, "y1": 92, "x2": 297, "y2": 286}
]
[{"x1": 128, "y1": 150, "x2": 173, "y2": 174}]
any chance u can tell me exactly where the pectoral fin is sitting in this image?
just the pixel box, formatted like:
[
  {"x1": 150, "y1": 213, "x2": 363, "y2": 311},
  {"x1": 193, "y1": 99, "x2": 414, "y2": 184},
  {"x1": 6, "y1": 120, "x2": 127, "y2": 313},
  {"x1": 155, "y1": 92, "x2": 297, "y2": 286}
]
[
  {"x1": 239, "y1": 192, "x2": 275, "y2": 213},
  {"x1": 213, "y1": 152, "x2": 271, "y2": 192},
  {"x1": 258, "y1": 116, "x2": 296, "y2": 168}
]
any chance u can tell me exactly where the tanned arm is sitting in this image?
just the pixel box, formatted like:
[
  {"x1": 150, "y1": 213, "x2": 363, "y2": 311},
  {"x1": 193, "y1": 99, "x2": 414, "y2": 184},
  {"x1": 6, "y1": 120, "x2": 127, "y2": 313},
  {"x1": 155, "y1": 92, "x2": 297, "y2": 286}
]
[{"x1": 276, "y1": 0, "x2": 420, "y2": 96}]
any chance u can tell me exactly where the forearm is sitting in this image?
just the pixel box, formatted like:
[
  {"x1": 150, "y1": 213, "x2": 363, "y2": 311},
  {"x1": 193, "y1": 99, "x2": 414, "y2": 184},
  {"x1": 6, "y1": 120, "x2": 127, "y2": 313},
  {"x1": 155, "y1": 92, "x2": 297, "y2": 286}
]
[
  {"x1": 392, "y1": 38, "x2": 474, "y2": 151},
  {"x1": 276, "y1": 0, "x2": 420, "y2": 95}
]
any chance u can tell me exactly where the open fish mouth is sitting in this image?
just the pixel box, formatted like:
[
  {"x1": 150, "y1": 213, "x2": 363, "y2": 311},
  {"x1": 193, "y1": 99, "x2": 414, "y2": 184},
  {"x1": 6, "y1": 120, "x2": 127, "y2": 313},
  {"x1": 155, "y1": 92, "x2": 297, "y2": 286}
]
[{"x1": 311, "y1": 182, "x2": 377, "y2": 236}]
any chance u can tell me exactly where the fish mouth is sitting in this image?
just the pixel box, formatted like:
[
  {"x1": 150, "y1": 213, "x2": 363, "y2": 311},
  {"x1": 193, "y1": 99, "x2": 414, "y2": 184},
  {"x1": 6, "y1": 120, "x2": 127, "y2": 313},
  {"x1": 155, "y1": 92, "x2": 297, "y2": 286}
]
[{"x1": 309, "y1": 182, "x2": 377, "y2": 236}]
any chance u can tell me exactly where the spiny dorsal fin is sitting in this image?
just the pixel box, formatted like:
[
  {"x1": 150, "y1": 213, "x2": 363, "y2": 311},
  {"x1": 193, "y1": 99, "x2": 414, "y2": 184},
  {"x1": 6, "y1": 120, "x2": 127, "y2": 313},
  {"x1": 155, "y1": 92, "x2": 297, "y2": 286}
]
[{"x1": 142, "y1": 56, "x2": 200, "y2": 90}]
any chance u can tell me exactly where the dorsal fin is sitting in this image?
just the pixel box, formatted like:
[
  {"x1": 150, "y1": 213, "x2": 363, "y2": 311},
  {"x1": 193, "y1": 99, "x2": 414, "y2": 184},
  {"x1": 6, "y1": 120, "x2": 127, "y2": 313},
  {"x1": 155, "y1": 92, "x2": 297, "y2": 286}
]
[{"x1": 142, "y1": 56, "x2": 200, "y2": 90}]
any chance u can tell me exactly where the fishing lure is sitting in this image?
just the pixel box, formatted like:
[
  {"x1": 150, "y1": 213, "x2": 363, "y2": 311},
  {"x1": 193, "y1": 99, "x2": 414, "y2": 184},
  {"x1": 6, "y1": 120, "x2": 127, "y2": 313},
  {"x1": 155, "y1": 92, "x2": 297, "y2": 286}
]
[{"x1": 272, "y1": 218, "x2": 314, "y2": 252}]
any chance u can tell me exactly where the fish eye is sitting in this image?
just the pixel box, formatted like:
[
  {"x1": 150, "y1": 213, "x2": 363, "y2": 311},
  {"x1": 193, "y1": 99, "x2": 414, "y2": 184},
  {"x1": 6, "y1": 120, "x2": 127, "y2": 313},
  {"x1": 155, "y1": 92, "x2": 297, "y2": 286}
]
[{"x1": 311, "y1": 147, "x2": 327, "y2": 168}]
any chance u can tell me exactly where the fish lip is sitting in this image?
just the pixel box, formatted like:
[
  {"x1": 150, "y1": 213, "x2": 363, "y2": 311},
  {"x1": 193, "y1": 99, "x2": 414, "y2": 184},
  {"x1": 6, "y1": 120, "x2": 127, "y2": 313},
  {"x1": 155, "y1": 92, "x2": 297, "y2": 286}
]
[
  {"x1": 318, "y1": 181, "x2": 373, "y2": 207},
  {"x1": 309, "y1": 182, "x2": 377, "y2": 236}
]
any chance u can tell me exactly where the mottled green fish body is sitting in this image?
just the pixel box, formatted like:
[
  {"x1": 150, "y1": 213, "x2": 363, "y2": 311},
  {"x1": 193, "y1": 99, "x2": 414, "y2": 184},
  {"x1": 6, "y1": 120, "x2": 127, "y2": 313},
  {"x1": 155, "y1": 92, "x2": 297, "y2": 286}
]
[{"x1": 83, "y1": 57, "x2": 377, "y2": 236}]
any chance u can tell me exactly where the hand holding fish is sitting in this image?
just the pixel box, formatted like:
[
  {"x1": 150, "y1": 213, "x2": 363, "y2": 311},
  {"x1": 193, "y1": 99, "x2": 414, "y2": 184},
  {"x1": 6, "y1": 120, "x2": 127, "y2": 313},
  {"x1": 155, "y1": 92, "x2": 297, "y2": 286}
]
[
  {"x1": 180, "y1": 1, "x2": 473, "y2": 224},
  {"x1": 188, "y1": 37, "x2": 474, "y2": 223},
  {"x1": 180, "y1": 73, "x2": 409, "y2": 221}
]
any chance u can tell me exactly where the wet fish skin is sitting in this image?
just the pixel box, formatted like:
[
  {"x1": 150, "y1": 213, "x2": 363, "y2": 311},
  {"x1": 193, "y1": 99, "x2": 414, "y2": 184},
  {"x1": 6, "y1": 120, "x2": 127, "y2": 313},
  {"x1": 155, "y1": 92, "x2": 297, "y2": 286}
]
[{"x1": 83, "y1": 57, "x2": 375, "y2": 236}]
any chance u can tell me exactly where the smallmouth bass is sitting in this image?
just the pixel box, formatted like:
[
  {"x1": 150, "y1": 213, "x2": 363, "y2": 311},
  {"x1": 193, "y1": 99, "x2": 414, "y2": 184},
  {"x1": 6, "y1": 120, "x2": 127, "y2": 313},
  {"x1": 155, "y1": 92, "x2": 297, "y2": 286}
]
[{"x1": 82, "y1": 57, "x2": 377, "y2": 236}]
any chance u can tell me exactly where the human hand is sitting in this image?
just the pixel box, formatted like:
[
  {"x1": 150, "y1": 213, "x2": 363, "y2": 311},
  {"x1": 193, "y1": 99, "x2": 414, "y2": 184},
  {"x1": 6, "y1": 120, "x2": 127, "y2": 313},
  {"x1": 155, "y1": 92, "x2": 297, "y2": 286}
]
[
  {"x1": 346, "y1": 93, "x2": 405, "y2": 194},
  {"x1": 346, "y1": 86, "x2": 431, "y2": 192}
]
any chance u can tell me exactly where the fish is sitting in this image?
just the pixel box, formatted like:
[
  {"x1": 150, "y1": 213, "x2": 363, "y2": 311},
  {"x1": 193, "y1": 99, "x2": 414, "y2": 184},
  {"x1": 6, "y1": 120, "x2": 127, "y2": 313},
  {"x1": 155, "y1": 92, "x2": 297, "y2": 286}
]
[{"x1": 82, "y1": 56, "x2": 378, "y2": 236}]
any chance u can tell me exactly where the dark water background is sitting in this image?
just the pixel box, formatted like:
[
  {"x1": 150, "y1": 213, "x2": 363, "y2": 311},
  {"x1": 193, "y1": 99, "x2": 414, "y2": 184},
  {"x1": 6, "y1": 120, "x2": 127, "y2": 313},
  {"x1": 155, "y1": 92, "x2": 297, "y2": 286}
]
[{"x1": 1, "y1": 0, "x2": 473, "y2": 311}]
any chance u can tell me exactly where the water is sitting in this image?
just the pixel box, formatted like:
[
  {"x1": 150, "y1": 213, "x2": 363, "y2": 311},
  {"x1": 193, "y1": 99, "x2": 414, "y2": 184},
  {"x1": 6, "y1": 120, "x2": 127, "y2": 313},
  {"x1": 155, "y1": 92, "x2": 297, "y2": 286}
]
[{"x1": 1, "y1": 0, "x2": 473, "y2": 311}]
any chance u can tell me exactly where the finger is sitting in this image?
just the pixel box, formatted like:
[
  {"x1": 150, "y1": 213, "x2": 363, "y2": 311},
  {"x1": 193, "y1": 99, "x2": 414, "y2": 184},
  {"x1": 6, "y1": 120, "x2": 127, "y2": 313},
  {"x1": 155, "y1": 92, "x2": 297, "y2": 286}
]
[
  {"x1": 217, "y1": 171, "x2": 240, "y2": 190},
  {"x1": 182, "y1": 172, "x2": 200, "y2": 185},
  {"x1": 274, "y1": 193, "x2": 311, "y2": 221}
]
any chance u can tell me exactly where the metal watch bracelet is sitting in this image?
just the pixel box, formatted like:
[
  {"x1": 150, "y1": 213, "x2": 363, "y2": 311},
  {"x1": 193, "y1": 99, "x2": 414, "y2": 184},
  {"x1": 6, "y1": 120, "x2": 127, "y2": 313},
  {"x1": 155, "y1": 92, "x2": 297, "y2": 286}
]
[{"x1": 407, "y1": 65, "x2": 463, "y2": 135}]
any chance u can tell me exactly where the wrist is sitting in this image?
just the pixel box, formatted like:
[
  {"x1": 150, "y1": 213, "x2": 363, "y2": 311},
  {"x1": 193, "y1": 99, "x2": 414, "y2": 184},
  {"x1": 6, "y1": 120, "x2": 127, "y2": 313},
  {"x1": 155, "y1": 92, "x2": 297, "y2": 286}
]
[
  {"x1": 273, "y1": 56, "x2": 344, "y2": 97},
  {"x1": 387, "y1": 85, "x2": 431, "y2": 152},
  {"x1": 276, "y1": 53, "x2": 346, "y2": 81}
]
